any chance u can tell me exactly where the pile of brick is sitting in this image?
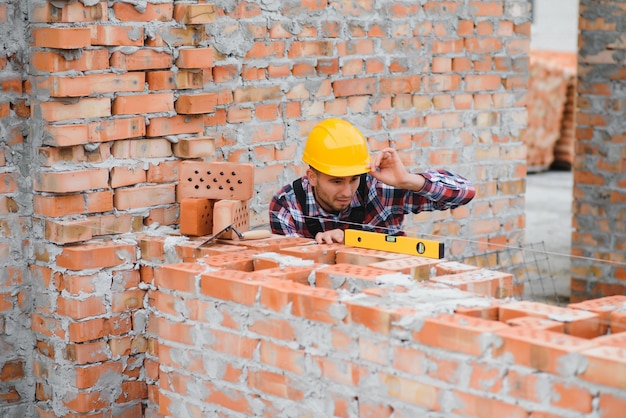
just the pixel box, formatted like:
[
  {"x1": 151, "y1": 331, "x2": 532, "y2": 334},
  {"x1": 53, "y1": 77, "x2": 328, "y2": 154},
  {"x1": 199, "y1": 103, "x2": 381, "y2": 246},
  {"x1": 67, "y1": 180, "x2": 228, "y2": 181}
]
[
  {"x1": 522, "y1": 50, "x2": 577, "y2": 171},
  {"x1": 136, "y1": 233, "x2": 626, "y2": 417}
]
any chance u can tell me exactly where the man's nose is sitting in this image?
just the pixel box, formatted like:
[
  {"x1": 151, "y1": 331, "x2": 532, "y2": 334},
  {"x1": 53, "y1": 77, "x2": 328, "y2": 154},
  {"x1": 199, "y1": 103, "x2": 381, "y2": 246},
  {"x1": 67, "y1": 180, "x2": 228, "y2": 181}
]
[{"x1": 340, "y1": 182, "x2": 353, "y2": 196}]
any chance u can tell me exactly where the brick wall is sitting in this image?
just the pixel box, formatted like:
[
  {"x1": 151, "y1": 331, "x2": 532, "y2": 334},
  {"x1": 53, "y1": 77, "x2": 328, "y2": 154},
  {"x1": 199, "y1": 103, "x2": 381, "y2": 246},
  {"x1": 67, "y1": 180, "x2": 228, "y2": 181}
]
[
  {"x1": 0, "y1": 0, "x2": 33, "y2": 415},
  {"x1": 146, "y1": 237, "x2": 626, "y2": 417},
  {"x1": 571, "y1": 1, "x2": 626, "y2": 302},
  {"x1": 0, "y1": 0, "x2": 542, "y2": 416}
]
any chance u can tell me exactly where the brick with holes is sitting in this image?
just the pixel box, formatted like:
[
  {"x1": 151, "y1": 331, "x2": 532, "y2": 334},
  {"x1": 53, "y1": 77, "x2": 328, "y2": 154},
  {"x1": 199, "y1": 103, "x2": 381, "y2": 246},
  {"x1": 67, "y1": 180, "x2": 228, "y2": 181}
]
[
  {"x1": 212, "y1": 199, "x2": 249, "y2": 239},
  {"x1": 314, "y1": 263, "x2": 400, "y2": 293},
  {"x1": 180, "y1": 198, "x2": 214, "y2": 237},
  {"x1": 429, "y1": 269, "x2": 516, "y2": 299},
  {"x1": 335, "y1": 246, "x2": 411, "y2": 266},
  {"x1": 177, "y1": 161, "x2": 254, "y2": 201},
  {"x1": 369, "y1": 256, "x2": 444, "y2": 281},
  {"x1": 277, "y1": 243, "x2": 343, "y2": 265}
]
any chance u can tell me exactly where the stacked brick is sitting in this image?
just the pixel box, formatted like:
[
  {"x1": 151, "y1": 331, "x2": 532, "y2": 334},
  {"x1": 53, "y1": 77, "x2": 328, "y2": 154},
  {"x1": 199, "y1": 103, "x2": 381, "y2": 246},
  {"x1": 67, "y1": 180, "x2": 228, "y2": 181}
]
[
  {"x1": 0, "y1": 1, "x2": 33, "y2": 414},
  {"x1": 571, "y1": 1, "x2": 626, "y2": 301},
  {"x1": 145, "y1": 236, "x2": 626, "y2": 417},
  {"x1": 520, "y1": 50, "x2": 576, "y2": 172}
]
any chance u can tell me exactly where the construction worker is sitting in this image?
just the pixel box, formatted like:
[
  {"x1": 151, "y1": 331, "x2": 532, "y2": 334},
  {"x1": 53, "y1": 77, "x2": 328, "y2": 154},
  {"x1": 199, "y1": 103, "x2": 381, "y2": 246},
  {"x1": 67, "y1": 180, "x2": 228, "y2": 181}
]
[{"x1": 269, "y1": 118, "x2": 476, "y2": 244}]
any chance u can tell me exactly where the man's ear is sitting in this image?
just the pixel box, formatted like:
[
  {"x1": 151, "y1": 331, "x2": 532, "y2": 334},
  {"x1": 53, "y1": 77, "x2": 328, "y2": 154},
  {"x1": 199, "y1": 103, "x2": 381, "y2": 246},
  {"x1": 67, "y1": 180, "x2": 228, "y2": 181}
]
[{"x1": 306, "y1": 167, "x2": 318, "y2": 187}]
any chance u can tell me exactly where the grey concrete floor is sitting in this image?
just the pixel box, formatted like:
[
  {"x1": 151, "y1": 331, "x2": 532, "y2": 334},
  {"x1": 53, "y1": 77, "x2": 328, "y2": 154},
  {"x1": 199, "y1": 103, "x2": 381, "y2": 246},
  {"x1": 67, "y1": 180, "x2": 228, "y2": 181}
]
[{"x1": 524, "y1": 169, "x2": 574, "y2": 302}]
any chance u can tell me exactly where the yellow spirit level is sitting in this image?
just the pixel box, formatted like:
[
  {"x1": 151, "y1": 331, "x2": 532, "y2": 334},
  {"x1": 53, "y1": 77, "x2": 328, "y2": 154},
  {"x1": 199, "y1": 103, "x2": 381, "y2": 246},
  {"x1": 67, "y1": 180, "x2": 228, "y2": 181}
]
[{"x1": 344, "y1": 229, "x2": 444, "y2": 259}]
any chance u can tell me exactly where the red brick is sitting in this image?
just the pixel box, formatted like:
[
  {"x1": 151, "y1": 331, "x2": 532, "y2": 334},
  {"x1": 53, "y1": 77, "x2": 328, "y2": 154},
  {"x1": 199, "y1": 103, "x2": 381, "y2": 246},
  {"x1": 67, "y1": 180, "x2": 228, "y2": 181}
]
[
  {"x1": 212, "y1": 199, "x2": 250, "y2": 239},
  {"x1": 248, "y1": 317, "x2": 297, "y2": 342},
  {"x1": 62, "y1": 390, "x2": 109, "y2": 413},
  {"x1": 0, "y1": 172, "x2": 18, "y2": 193},
  {"x1": 598, "y1": 393, "x2": 626, "y2": 418},
  {"x1": 32, "y1": 1, "x2": 107, "y2": 23},
  {"x1": 199, "y1": 251, "x2": 260, "y2": 272},
  {"x1": 506, "y1": 316, "x2": 565, "y2": 332},
  {"x1": 314, "y1": 263, "x2": 397, "y2": 292},
  {"x1": 205, "y1": 328, "x2": 258, "y2": 361},
  {"x1": 177, "y1": 161, "x2": 255, "y2": 201},
  {"x1": 32, "y1": 27, "x2": 91, "y2": 48},
  {"x1": 147, "y1": 69, "x2": 208, "y2": 90},
  {"x1": 248, "y1": 369, "x2": 304, "y2": 400},
  {"x1": 44, "y1": 117, "x2": 145, "y2": 147},
  {"x1": 39, "y1": 144, "x2": 110, "y2": 167},
  {"x1": 37, "y1": 98, "x2": 110, "y2": 122},
  {"x1": 289, "y1": 285, "x2": 343, "y2": 324},
  {"x1": 228, "y1": 236, "x2": 314, "y2": 253},
  {"x1": 91, "y1": 25, "x2": 143, "y2": 46},
  {"x1": 147, "y1": 26, "x2": 207, "y2": 47},
  {"x1": 276, "y1": 243, "x2": 341, "y2": 265},
  {"x1": 44, "y1": 219, "x2": 92, "y2": 244},
  {"x1": 154, "y1": 262, "x2": 210, "y2": 293},
  {"x1": 414, "y1": 313, "x2": 509, "y2": 356},
  {"x1": 85, "y1": 191, "x2": 114, "y2": 213},
  {"x1": 172, "y1": 136, "x2": 216, "y2": 158},
  {"x1": 379, "y1": 371, "x2": 439, "y2": 410},
  {"x1": 434, "y1": 260, "x2": 480, "y2": 275},
  {"x1": 499, "y1": 300, "x2": 602, "y2": 338},
  {"x1": 610, "y1": 310, "x2": 626, "y2": 334},
  {"x1": 74, "y1": 362, "x2": 123, "y2": 389},
  {"x1": 568, "y1": 295, "x2": 626, "y2": 334},
  {"x1": 343, "y1": 237, "x2": 425, "y2": 262},
  {"x1": 174, "y1": 3, "x2": 216, "y2": 24},
  {"x1": 31, "y1": 313, "x2": 65, "y2": 339},
  {"x1": 30, "y1": 50, "x2": 109, "y2": 73},
  {"x1": 34, "y1": 168, "x2": 109, "y2": 193},
  {"x1": 175, "y1": 92, "x2": 218, "y2": 114},
  {"x1": 114, "y1": 184, "x2": 176, "y2": 210},
  {"x1": 580, "y1": 345, "x2": 626, "y2": 390},
  {"x1": 430, "y1": 269, "x2": 515, "y2": 299},
  {"x1": 180, "y1": 198, "x2": 214, "y2": 236},
  {"x1": 112, "y1": 289, "x2": 146, "y2": 312},
  {"x1": 258, "y1": 264, "x2": 321, "y2": 286},
  {"x1": 551, "y1": 380, "x2": 593, "y2": 413},
  {"x1": 112, "y1": 2, "x2": 173, "y2": 22},
  {"x1": 110, "y1": 49, "x2": 172, "y2": 71},
  {"x1": 146, "y1": 115, "x2": 203, "y2": 137},
  {"x1": 260, "y1": 340, "x2": 305, "y2": 374},
  {"x1": 494, "y1": 327, "x2": 596, "y2": 374},
  {"x1": 110, "y1": 138, "x2": 171, "y2": 159},
  {"x1": 465, "y1": 74, "x2": 503, "y2": 91},
  {"x1": 35, "y1": 73, "x2": 144, "y2": 97},
  {"x1": 332, "y1": 77, "x2": 377, "y2": 97},
  {"x1": 369, "y1": 256, "x2": 442, "y2": 281},
  {"x1": 110, "y1": 166, "x2": 147, "y2": 189},
  {"x1": 450, "y1": 389, "x2": 526, "y2": 418},
  {"x1": 112, "y1": 92, "x2": 174, "y2": 115},
  {"x1": 56, "y1": 241, "x2": 136, "y2": 270},
  {"x1": 147, "y1": 160, "x2": 180, "y2": 183},
  {"x1": 176, "y1": 48, "x2": 214, "y2": 69}
]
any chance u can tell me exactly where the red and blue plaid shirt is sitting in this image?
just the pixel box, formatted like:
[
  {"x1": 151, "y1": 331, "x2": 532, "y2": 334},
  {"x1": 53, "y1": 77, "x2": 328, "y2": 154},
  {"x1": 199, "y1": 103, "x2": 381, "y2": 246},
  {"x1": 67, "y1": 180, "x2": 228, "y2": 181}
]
[{"x1": 269, "y1": 169, "x2": 475, "y2": 238}]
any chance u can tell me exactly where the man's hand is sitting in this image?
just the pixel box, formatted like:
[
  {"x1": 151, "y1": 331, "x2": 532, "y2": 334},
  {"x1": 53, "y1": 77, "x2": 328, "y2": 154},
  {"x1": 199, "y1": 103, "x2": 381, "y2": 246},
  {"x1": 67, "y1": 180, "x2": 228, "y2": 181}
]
[
  {"x1": 315, "y1": 228, "x2": 344, "y2": 244},
  {"x1": 369, "y1": 147, "x2": 426, "y2": 191}
]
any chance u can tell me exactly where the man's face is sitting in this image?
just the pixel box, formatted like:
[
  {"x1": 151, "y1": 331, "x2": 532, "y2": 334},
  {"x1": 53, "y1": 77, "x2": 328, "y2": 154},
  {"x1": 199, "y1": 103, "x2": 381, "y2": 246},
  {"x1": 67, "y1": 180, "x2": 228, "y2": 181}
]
[{"x1": 307, "y1": 168, "x2": 361, "y2": 213}]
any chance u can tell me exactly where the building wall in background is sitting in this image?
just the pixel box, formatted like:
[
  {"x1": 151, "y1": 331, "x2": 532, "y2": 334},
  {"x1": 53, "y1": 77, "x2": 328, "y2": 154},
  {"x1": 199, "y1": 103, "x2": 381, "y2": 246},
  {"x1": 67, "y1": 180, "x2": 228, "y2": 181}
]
[
  {"x1": 0, "y1": 1, "x2": 34, "y2": 415},
  {"x1": 0, "y1": 0, "x2": 536, "y2": 415},
  {"x1": 571, "y1": 0, "x2": 626, "y2": 301}
]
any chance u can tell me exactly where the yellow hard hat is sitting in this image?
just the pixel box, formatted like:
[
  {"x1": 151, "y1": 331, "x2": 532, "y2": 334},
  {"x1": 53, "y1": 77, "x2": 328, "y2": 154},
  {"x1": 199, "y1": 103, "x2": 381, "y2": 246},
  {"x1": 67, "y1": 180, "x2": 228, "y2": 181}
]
[{"x1": 302, "y1": 118, "x2": 371, "y2": 177}]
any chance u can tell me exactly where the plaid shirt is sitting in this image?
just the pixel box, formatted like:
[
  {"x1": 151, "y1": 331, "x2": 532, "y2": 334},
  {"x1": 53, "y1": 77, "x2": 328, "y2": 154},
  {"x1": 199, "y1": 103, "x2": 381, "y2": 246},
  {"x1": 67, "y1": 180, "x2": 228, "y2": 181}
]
[{"x1": 269, "y1": 169, "x2": 475, "y2": 238}]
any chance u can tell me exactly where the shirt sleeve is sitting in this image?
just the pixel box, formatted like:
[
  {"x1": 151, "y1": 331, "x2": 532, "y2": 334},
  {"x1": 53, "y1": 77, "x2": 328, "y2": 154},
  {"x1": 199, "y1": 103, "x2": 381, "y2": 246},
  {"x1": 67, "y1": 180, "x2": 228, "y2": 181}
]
[
  {"x1": 406, "y1": 169, "x2": 476, "y2": 212},
  {"x1": 269, "y1": 188, "x2": 304, "y2": 237}
]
